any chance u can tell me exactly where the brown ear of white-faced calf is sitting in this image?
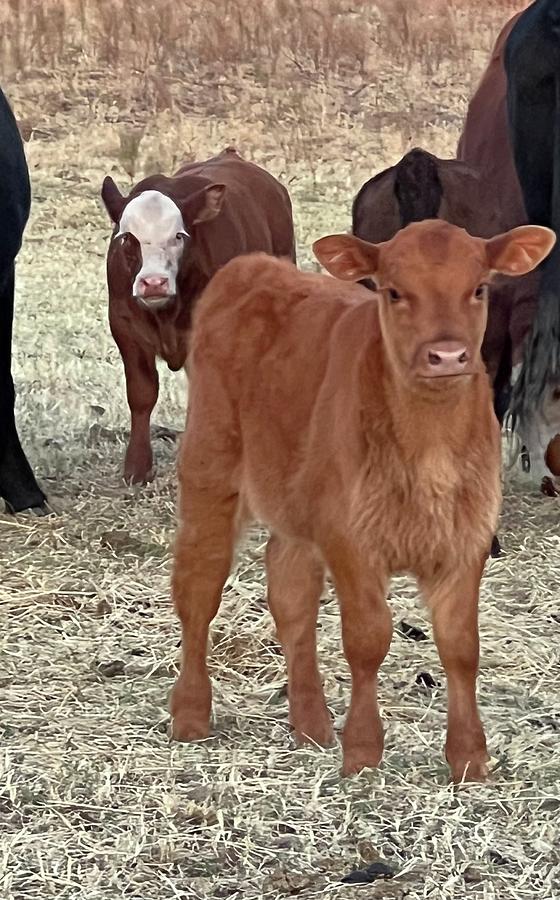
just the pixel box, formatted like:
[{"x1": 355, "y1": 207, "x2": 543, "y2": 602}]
[
  {"x1": 486, "y1": 225, "x2": 556, "y2": 276},
  {"x1": 182, "y1": 184, "x2": 226, "y2": 227},
  {"x1": 313, "y1": 234, "x2": 380, "y2": 281},
  {"x1": 101, "y1": 175, "x2": 126, "y2": 225}
]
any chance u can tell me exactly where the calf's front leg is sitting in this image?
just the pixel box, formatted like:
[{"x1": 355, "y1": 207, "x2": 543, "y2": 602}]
[
  {"x1": 325, "y1": 544, "x2": 392, "y2": 775},
  {"x1": 422, "y1": 557, "x2": 489, "y2": 783},
  {"x1": 110, "y1": 317, "x2": 158, "y2": 484}
]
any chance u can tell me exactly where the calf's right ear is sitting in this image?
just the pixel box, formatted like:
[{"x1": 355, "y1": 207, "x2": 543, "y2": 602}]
[
  {"x1": 182, "y1": 184, "x2": 226, "y2": 226},
  {"x1": 486, "y1": 225, "x2": 556, "y2": 276},
  {"x1": 101, "y1": 176, "x2": 126, "y2": 224},
  {"x1": 312, "y1": 234, "x2": 380, "y2": 281}
]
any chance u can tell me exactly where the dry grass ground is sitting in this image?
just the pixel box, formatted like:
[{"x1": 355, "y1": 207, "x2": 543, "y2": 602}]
[{"x1": 2, "y1": 1, "x2": 560, "y2": 898}]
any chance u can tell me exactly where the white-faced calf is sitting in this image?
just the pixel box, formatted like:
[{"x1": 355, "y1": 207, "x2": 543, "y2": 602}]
[{"x1": 100, "y1": 147, "x2": 295, "y2": 484}]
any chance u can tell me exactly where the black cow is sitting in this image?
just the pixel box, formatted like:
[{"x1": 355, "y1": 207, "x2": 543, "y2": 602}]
[
  {"x1": 0, "y1": 87, "x2": 47, "y2": 513},
  {"x1": 505, "y1": 0, "x2": 560, "y2": 432}
]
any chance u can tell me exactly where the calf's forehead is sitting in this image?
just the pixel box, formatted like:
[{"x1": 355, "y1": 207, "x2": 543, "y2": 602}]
[
  {"x1": 119, "y1": 191, "x2": 185, "y2": 240},
  {"x1": 381, "y1": 227, "x2": 487, "y2": 293}
]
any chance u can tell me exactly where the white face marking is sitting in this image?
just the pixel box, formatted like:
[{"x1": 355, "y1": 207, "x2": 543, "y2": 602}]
[
  {"x1": 512, "y1": 364, "x2": 560, "y2": 480},
  {"x1": 117, "y1": 191, "x2": 189, "y2": 303}
]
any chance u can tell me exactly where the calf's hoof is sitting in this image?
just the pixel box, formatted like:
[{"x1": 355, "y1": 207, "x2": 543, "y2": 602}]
[
  {"x1": 447, "y1": 745, "x2": 489, "y2": 784},
  {"x1": 342, "y1": 741, "x2": 383, "y2": 776},
  {"x1": 124, "y1": 465, "x2": 156, "y2": 485},
  {"x1": 170, "y1": 679, "x2": 211, "y2": 742},
  {"x1": 450, "y1": 757, "x2": 489, "y2": 784},
  {"x1": 171, "y1": 714, "x2": 210, "y2": 743},
  {"x1": 292, "y1": 713, "x2": 335, "y2": 749}
]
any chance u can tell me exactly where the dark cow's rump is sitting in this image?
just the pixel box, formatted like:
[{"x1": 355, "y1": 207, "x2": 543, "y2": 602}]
[{"x1": 0, "y1": 86, "x2": 47, "y2": 514}]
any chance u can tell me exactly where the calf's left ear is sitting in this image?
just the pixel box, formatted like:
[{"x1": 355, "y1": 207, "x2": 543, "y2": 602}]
[
  {"x1": 101, "y1": 176, "x2": 126, "y2": 224},
  {"x1": 486, "y1": 225, "x2": 556, "y2": 276},
  {"x1": 313, "y1": 234, "x2": 380, "y2": 281},
  {"x1": 182, "y1": 184, "x2": 226, "y2": 226}
]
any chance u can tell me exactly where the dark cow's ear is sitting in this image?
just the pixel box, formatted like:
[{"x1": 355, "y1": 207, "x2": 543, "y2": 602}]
[
  {"x1": 486, "y1": 225, "x2": 556, "y2": 276},
  {"x1": 182, "y1": 184, "x2": 226, "y2": 227},
  {"x1": 101, "y1": 176, "x2": 126, "y2": 224},
  {"x1": 313, "y1": 234, "x2": 381, "y2": 281}
]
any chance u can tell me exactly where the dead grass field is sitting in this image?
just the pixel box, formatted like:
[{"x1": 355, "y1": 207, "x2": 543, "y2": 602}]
[{"x1": 2, "y1": 2, "x2": 560, "y2": 898}]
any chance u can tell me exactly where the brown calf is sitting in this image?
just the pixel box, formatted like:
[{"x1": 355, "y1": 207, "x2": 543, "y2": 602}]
[
  {"x1": 170, "y1": 220, "x2": 554, "y2": 783},
  {"x1": 101, "y1": 147, "x2": 295, "y2": 483}
]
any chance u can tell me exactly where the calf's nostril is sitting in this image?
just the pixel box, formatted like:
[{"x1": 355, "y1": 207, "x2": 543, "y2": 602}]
[
  {"x1": 458, "y1": 351, "x2": 467, "y2": 364},
  {"x1": 428, "y1": 352, "x2": 441, "y2": 365}
]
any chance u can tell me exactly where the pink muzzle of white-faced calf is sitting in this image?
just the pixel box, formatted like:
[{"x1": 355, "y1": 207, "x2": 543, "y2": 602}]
[
  {"x1": 138, "y1": 275, "x2": 170, "y2": 299},
  {"x1": 417, "y1": 340, "x2": 471, "y2": 378}
]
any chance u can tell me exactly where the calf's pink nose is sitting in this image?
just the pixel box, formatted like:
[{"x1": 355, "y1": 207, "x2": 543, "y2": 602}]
[
  {"x1": 424, "y1": 341, "x2": 470, "y2": 376},
  {"x1": 140, "y1": 275, "x2": 169, "y2": 298}
]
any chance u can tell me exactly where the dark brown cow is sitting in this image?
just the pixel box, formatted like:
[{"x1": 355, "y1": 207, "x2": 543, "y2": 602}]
[
  {"x1": 101, "y1": 147, "x2": 295, "y2": 483},
  {"x1": 458, "y1": 9, "x2": 560, "y2": 493},
  {"x1": 170, "y1": 220, "x2": 554, "y2": 783}
]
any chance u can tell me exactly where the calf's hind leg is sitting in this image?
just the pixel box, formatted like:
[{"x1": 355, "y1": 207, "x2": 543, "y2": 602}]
[
  {"x1": 266, "y1": 535, "x2": 334, "y2": 747},
  {"x1": 421, "y1": 557, "x2": 488, "y2": 783},
  {"x1": 171, "y1": 484, "x2": 239, "y2": 741}
]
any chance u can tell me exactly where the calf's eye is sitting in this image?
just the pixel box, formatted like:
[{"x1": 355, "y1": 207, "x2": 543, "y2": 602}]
[{"x1": 388, "y1": 288, "x2": 402, "y2": 302}]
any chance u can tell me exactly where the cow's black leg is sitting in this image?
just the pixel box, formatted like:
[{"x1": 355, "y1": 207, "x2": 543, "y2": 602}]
[
  {"x1": 0, "y1": 266, "x2": 47, "y2": 513},
  {"x1": 490, "y1": 378, "x2": 510, "y2": 560},
  {"x1": 488, "y1": 388, "x2": 507, "y2": 559},
  {"x1": 493, "y1": 385, "x2": 511, "y2": 429}
]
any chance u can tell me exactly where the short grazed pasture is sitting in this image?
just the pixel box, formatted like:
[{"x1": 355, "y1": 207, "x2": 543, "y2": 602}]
[{"x1": 2, "y1": 2, "x2": 559, "y2": 898}]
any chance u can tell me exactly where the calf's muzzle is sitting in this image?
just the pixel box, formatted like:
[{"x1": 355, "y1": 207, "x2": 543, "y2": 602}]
[
  {"x1": 138, "y1": 275, "x2": 170, "y2": 298},
  {"x1": 417, "y1": 340, "x2": 472, "y2": 378}
]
